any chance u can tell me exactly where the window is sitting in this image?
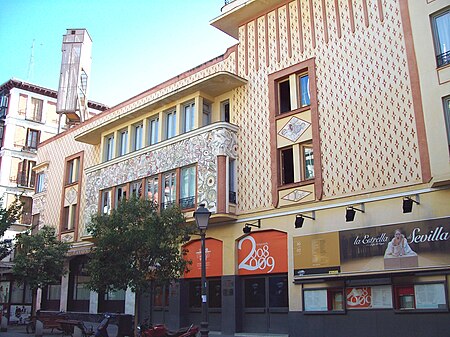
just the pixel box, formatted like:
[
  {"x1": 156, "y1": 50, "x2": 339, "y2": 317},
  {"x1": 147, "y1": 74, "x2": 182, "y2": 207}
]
[
  {"x1": 115, "y1": 185, "x2": 127, "y2": 207},
  {"x1": 280, "y1": 143, "x2": 314, "y2": 186},
  {"x1": 36, "y1": 172, "x2": 45, "y2": 193},
  {"x1": 104, "y1": 134, "x2": 114, "y2": 161},
  {"x1": 0, "y1": 94, "x2": 8, "y2": 117},
  {"x1": 165, "y1": 109, "x2": 176, "y2": 139},
  {"x1": 203, "y1": 101, "x2": 211, "y2": 126},
  {"x1": 229, "y1": 159, "x2": 236, "y2": 203},
  {"x1": 47, "y1": 284, "x2": 61, "y2": 301},
  {"x1": 183, "y1": 102, "x2": 195, "y2": 133},
  {"x1": 162, "y1": 171, "x2": 176, "y2": 208},
  {"x1": 188, "y1": 279, "x2": 221, "y2": 309},
  {"x1": 62, "y1": 204, "x2": 77, "y2": 231},
  {"x1": 277, "y1": 71, "x2": 310, "y2": 114},
  {"x1": 432, "y1": 8, "x2": 450, "y2": 67},
  {"x1": 346, "y1": 285, "x2": 392, "y2": 309},
  {"x1": 148, "y1": 117, "x2": 159, "y2": 145},
  {"x1": 20, "y1": 196, "x2": 32, "y2": 225},
  {"x1": 280, "y1": 147, "x2": 294, "y2": 185},
  {"x1": 301, "y1": 143, "x2": 314, "y2": 180},
  {"x1": 130, "y1": 180, "x2": 143, "y2": 199},
  {"x1": 118, "y1": 129, "x2": 128, "y2": 156},
  {"x1": 101, "y1": 189, "x2": 112, "y2": 214},
  {"x1": 0, "y1": 125, "x2": 4, "y2": 148},
  {"x1": 180, "y1": 166, "x2": 195, "y2": 209},
  {"x1": 303, "y1": 288, "x2": 345, "y2": 312},
  {"x1": 133, "y1": 123, "x2": 143, "y2": 151},
  {"x1": 153, "y1": 284, "x2": 169, "y2": 308},
  {"x1": 299, "y1": 74, "x2": 310, "y2": 107},
  {"x1": 278, "y1": 79, "x2": 291, "y2": 113},
  {"x1": 25, "y1": 129, "x2": 39, "y2": 150},
  {"x1": 221, "y1": 100, "x2": 230, "y2": 123},
  {"x1": 17, "y1": 160, "x2": 36, "y2": 188},
  {"x1": 444, "y1": 96, "x2": 450, "y2": 153},
  {"x1": 146, "y1": 176, "x2": 159, "y2": 204},
  {"x1": 394, "y1": 283, "x2": 446, "y2": 310},
  {"x1": 66, "y1": 157, "x2": 80, "y2": 185},
  {"x1": 27, "y1": 97, "x2": 43, "y2": 122}
]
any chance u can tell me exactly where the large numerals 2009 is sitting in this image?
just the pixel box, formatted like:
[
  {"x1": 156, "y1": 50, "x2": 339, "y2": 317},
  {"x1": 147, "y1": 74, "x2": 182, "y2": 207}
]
[{"x1": 238, "y1": 236, "x2": 275, "y2": 273}]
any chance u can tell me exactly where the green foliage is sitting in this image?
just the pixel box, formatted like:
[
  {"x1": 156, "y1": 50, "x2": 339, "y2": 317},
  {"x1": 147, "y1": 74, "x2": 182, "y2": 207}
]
[
  {"x1": 12, "y1": 226, "x2": 70, "y2": 291},
  {"x1": 86, "y1": 197, "x2": 195, "y2": 294},
  {"x1": 0, "y1": 196, "x2": 23, "y2": 259}
]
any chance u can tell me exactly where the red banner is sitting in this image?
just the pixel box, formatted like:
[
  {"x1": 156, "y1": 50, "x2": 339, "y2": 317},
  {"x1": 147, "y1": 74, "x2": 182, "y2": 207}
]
[
  {"x1": 183, "y1": 238, "x2": 223, "y2": 278},
  {"x1": 237, "y1": 230, "x2": 288, "y2": 275}
]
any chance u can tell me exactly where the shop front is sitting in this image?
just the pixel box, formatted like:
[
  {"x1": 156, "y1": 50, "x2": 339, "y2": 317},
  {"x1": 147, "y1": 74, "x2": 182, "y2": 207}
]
[{"x1": 292, "y1": 217, "x2": 450, "y2": 337}]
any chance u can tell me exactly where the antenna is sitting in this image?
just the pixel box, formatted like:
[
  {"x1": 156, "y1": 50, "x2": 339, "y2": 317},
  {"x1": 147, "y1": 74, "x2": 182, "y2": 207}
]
[{"x1": 27, "y1": 39, "x2": 35, "y2": 81}]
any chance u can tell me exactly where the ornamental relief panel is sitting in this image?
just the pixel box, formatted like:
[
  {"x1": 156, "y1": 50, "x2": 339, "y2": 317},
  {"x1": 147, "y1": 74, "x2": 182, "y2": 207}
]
[{"x1": 83, "y1": 128, "x2": 237, "y2": 230}]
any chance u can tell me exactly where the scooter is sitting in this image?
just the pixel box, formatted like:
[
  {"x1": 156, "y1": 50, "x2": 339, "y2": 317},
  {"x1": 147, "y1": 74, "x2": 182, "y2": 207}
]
[
  {"x1": 137, "y1": 322, "x2": 199, "y2": 337},
  {"x1": 95, "y1": 313, "x2": 113, "y2": 337}
]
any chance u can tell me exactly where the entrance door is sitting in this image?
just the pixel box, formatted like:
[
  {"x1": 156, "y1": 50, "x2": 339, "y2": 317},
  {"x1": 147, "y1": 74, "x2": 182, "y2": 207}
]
[{"x1": 242, "y1": 274, "x2": 288, "y2": 333}]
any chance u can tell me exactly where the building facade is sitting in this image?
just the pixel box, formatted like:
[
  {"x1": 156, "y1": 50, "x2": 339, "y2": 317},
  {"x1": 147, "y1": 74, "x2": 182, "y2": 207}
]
[
  {"x1": 33, "y1": 1, "x2": 450, "y2": 336},
  {"x1": 0, "y1": 79, "x2": 106, "y2": 324}
]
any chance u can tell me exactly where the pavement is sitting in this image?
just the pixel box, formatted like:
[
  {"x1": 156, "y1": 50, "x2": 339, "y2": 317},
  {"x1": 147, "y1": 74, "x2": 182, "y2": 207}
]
[{"x1": 0, "y1": 322, "x2": 118, "y2": 337}]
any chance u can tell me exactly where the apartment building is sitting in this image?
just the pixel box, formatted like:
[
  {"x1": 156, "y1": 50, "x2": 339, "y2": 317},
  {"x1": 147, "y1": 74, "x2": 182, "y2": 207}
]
[
  {"x1": 0, "y1": 78, "x2": 106, "y2": 323},
  {"x1": 32, "y1": 1, "x2": 450, "y2": 336}
]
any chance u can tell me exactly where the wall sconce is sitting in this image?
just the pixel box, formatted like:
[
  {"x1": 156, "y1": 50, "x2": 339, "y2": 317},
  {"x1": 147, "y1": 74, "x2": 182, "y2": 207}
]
[
  {"x1": 346, "y1": 204, "x2": 365, "y2": 222},
  {"x1": 403, "y1": 195, "x2": 420, "y2": 213},
  {"x1": 295, "y1": 211, "x2": 316, "y2": 228},
  {"x1": 243, "y1": 219, "x2": 261, "y2": 234}
]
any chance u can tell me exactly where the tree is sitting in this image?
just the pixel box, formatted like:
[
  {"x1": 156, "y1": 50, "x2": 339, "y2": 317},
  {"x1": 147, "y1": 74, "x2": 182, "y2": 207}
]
[
  {"x1": 0, "y1": 196, "x2": 23, "y2": 259},
  {"x1": 86, "y1": 197, "x2": 195, "y2": 322},
  {"x1": 13, "y1": 226, "x2": 70, "y2": 314}
]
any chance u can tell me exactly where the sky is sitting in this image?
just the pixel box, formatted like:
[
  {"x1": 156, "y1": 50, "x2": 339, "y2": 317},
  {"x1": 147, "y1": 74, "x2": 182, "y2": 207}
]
[{"x1": 0, "y1": 0, "x2": 237, "y2": 107}]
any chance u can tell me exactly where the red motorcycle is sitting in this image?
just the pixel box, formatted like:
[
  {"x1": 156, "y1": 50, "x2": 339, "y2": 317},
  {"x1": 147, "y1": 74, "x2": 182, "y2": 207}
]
[{"x1": 137, "y1": 322, "x2": 199, "y2": 337}]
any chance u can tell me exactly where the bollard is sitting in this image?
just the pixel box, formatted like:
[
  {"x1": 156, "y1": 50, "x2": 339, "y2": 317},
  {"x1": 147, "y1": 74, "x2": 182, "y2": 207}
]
[
  {"x1": 35, "y1": 319, "x2": 43, "y2": 337},
  {"x1": 0, "y1": 316, "x2": 7, "y2": 332}
]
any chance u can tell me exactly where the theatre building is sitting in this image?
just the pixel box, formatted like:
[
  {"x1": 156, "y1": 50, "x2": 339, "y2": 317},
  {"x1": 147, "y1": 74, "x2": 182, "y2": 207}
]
[{"x1": 33, "y1": 0, "x2": 450, "y2": 336}]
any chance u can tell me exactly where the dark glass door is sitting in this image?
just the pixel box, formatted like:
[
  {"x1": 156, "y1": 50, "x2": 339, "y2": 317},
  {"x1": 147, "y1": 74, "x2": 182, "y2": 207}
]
[{"x1": 242, "y1": 274, "x2": 288, "y2": 334}]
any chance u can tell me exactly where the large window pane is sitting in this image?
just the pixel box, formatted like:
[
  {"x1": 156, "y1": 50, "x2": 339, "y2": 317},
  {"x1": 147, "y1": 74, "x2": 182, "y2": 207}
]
[
  {"x1": 434, "y1": 10, "x2": 450, "y2": 67},
  {"x1": 163, "y1": 172, "x2": 176, "y2": 207},
  {"x1": 183, "y1": 102, "x2": 195, "y2": 132},
  {"x1": 244, "y1": 278, "x2": 265, "y2": 308},
  {"x1": 146, "y1": 176, "x2": 159, "y2": 204},
  {"x1": 149, "y1": 117, "x2": 159, "y2": 145},
  {"x1": 180, "y1": 166, "x2": 195, "y2": 209},
  {"x1": 299, "y1": 74, "x2": 310, "y2": 107},
  {"x1": 269, "y1": 276, "x2": 288, "y2": 307}
]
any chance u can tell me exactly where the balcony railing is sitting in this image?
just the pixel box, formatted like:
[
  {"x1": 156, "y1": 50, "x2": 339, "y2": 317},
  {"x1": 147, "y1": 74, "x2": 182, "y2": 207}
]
[
  {"x1": 160, "y1": 200, "x2": 176, "y2": 210},
  {"x1": 179, "y1": 196, "x2": 195, "y2": 210},
  {"x1": 229, "y1": 191, "x2": 236, "y2": 204},
  {"x1": 437, "y1": 50, "x2": 450, "y2": 68}
]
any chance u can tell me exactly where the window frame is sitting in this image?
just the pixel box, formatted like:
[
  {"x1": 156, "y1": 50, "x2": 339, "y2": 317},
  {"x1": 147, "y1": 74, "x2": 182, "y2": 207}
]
[
  {"x1": 393, "y1": 282, "x2": 448, "y2": 312},
  {"x1": 27, "y1": 97, "x2": 43, "y2": 122},
  {"x1": 65, "y1": 156, "x2": 80, "y2": 185},
  {"x1": 444, "y1": 96, "x2": 450, "y2": 154},
  {"x1": 146, "y1": 175, "x2": 159, "y2": 204},
  {"x1": 25, "y1": 128, "x2": 40, "y2": 150},
  {"x1": 220, "y1": 100, "x2": 230, "y2": 123},
  {"x1": 162, "y1": 171, "x2": 177, "y2": 209},
  {"x1": 180, "y1": 165, "x2": 196, "y2": 210},
  {"x1": 182, "y1": 101, "x2": 195, "y2": 133},
  {"x1": 35, "y1": 172, "x2": 45, "y2": 193},
  {"x1": 202, "y1": 100, "x2": 212, "y2": 126},
  {"x1": 165, "y1": 108, "x2": 177, "y2": 139},
  {"x1": 431, "y1": 7, "x2": 450, "y2": 68},
  {"x1": 303, "y1": 287, "x2": 346, "y2": 314},
  {"x1": 148, "y1": 116, "x2": 159, "y2": 145},
  {"x1": 104, "y1": 134, "x2": 115, "y2": 161},
  {"x1": 133, "y1": 123, "x2": 144, "y2": 151},
  {"x1": 118, "y1": 128, "x2": 129, "y2": 157}
]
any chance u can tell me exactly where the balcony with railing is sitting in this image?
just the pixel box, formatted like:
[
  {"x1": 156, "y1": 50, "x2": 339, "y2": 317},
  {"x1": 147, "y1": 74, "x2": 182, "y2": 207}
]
[{"x1": 437, "y1": 50, "x2": 450, "y2": 68}]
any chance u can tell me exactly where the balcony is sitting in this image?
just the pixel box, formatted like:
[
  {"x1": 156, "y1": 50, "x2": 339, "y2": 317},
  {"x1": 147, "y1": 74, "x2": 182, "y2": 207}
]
[
  {"x1": 211, "y1": 0, "x2": 278, "y2": 38},
  {"x1": 437, "y1": 50, "x2": 450, "y2": 68}
]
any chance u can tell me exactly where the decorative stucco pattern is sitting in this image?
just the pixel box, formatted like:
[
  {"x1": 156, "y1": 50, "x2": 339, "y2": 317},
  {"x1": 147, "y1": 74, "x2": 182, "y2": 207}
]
[
  {"x1": 233, "y1": 0, "x2": 422, "y2": 210},
  {"x1": 83, "y1": 127, "x2": 238, "y2": 230}
]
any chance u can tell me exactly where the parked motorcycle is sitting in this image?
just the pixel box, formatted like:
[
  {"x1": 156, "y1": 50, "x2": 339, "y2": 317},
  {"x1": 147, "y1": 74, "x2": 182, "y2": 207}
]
[
  {"x1": 137, "y1": 321, "x2": 199, "y2": 337},
  {"x1": 95, "y1": 313, "x2": 113, "y2": 337}
]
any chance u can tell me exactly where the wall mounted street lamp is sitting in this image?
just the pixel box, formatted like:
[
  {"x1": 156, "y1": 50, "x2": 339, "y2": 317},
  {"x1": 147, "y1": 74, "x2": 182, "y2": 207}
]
[
  {"x1": 243, "y1": 219, "x2": 261, "y2": 234},
  {"x1": 295, "y1": 211, "x2": 316, "y2": 228},
  {"x1": 403, "y1": 195, "x2": 420, "y2": 213},
  {"x1": 193, "y1": 204, "x2": 211, "y2": 337},
  {"x1": 345, "y1": 204, "x2": 365, "y2": 222}
]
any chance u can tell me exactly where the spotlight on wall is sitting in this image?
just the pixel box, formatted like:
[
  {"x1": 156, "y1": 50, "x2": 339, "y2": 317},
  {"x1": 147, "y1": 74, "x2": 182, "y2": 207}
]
[
  {"x1": 403, "y1": 195, "x2": 420, "y2": 213},
  {"x1": 345, "y1": 204, "x2": 365, "y2": 222},
  {"x1": 243, "y1": 219, "x2": 261, "y2": 234},
  {"x1": 295, "y1": 211, "x2": 316, "y2": 228}
]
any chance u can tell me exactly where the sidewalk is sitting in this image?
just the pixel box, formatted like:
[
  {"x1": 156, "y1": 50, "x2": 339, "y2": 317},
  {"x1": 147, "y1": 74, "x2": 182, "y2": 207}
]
[{"x1": 0, "y1": 322, "x2": 118, "y2": 337}]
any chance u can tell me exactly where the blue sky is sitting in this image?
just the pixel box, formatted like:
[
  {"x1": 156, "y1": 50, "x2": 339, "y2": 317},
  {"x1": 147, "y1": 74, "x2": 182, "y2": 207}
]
[{"x1": 0, "y1": 0, "x2": 237, "y2": 106}]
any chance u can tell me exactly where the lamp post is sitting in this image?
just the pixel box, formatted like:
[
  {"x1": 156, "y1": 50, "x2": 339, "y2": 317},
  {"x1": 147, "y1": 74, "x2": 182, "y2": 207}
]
[{"x1": 194, "y1": 204, "x2": 211, "y2": 337}]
